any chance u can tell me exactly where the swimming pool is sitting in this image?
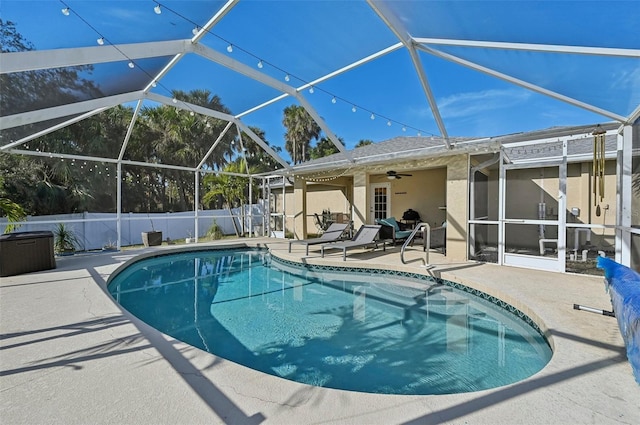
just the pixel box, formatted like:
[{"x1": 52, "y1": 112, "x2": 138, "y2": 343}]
[{"x1": 107, "y1": 248, "x2": 552, "y2": 395}]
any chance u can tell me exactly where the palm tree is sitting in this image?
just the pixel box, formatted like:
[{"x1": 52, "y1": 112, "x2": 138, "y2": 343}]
[
  {"x1": 310, "y1": 137, "x2": 344, "y2": 159},
  {"x1": 0, "y1": 174, "x2": 25, "y2": 233},
  {"x1": 202, "y1": 161, "x2": 248, "y2": 237},
  {"x1": 282, "y1": 105, "x2": 320, "y2": 164}
]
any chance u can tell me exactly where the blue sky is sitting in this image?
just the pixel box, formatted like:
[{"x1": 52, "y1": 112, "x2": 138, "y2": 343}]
[{"x1": 3, "y1": 1, "x2": 638, "y2": 161}]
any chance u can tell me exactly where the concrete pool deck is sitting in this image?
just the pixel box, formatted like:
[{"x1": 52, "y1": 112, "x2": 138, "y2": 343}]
[{"x1": 1, "y1": 238, "x2": 638, "y2": 424}]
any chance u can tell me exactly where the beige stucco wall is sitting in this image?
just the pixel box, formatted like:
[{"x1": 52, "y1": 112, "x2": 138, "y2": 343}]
[
  {"x1": 566, "y1": 161, "x2": 617, "y2": 250},
  {"x1": 352, "y1": 171, "x2": 368, "y2": 229},
  {"x1": 445, "y1": 156, "x2": 469, "y2": 261}
]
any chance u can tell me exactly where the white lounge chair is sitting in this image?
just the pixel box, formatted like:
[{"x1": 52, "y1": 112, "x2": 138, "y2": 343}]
[
  {"x1": 320, "y1": 224, "x2": 384, "y2": 261},
  {"x1": 288, "y1": 222, "x2": 349, "y2": 255}
]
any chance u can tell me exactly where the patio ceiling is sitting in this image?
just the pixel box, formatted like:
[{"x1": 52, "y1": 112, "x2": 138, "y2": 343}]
[{"x1": 1, "y1": 0, "x2": 639, "y2": 177}]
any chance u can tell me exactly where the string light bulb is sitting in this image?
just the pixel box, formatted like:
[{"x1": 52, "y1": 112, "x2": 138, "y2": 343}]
[
  {"x1": 61, "y1": 8, "x2": 70, "y2": 16},
  {"x1": 351, "y1": 106, "x2": 357, "y2": 112},
  {"x1": 370, "y1": 113, "x2": 375, "y2": 120},
  {"x1": 97, "y1": 37, "x2": 104, "y2": 45},
  {"x1": 257, "y1": 60, "x2": 263, "y2": 69},
  {"x1": 128, "y1": 61, "x2": 135, "y2": 68},
  {"x1": 331, "y1": 97, "x2": 337, "y2": 104},
  {"x1": 309, "y1": 87, "x2": 314, "y2": 94},
  {"x1": 192, "y1": 27, "x2": 199, "y2": 36},
  {"x1": 387, "y1": 120, "x2": 392, "y2": 126},
  {"x1": 154, "y1": 4, "x2": 162, "y2": 14},
  {"x1": 284, "y1": 74, "x2": 290, "y2": 82},
  {"x1": 226, "y1": 44, "x2": 233, "y2": 53}
]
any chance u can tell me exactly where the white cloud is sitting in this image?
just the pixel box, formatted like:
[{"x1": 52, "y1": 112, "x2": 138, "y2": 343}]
[{"x1": 437, "y1": 89, "x2": 533, "y2": 119}]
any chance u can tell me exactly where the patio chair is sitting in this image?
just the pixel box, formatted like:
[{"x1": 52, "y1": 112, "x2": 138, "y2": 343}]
[
  {"x1": 376, "y1": 217, "x2": 413, "y2": 245},
  {"x1": 320, "y1": 224, "x2": 384, "y2": 261},
  {"x1": 289, "y1": 223, "x2": 349, "y2": 255},
  {"x1": 313, "y1": 213, "x2": 333, "y2": 234}
]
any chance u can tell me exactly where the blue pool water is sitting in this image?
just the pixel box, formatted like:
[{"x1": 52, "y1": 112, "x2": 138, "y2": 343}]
[{"x1": 107, "y1": 249, "x2": 552, "y2": 395}]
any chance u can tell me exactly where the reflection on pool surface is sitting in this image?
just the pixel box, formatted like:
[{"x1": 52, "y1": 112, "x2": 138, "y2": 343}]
[{"x1": 108, "y1": 249, "x2": 552, "y2": 395}]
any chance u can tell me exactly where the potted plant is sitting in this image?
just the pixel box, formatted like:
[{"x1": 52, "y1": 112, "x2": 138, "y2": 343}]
[
  {"x1": 141, "y1": 217, "x2": 162, "y2": 247},
  {"x1": 53, "y1": 223, "x2": 79, "y2": 255}
]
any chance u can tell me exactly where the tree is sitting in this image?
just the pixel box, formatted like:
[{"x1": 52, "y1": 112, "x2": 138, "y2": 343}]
[
  {"x1": 0, "y1": 19, "x2": 102, "y2": 146},
  {"x1": 282, "y1": 105, "x2": 320, "y2": 164},
  {"x1": 309, "y1": 137, "x2": 344, "y2": 159},
  {"x1": 202, "y1": 161, "x2": 249, "y2": 237},
  {"x1": 126, "y1": 89, "x2": 237, "y2": 212},
  {"x1": 236, "y1": 127, "x2": 283, "y2": 174},
  {"x1": 0, "y1": 176, "x2": 25, "y2": 233},
  {"x1": 355, "y1": 139, "x2": 374, "y2": 148}
]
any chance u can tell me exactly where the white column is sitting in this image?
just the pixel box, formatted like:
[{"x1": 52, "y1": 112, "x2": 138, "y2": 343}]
[
  {"x1": 116, "y1": 162, "x2": 122, "y2": 249},
  {"x1": 616, "y1": 125, "x2": 633, "y2": 266},
  {"x1": 558, "y1": 140, "x2": 568, "y2": 272},
  {"x1": 497, "y1": 150, "x2": 505, "y2": 265},
  {"x1": 248, "y1": 176, "x2": 253, "y2": 237},
  {"x1": 195, "y1": 171, "x2": 200, "y2": 243}
]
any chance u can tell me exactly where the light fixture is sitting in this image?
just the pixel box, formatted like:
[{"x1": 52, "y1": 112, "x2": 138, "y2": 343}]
[
  {"x1": 370, "y1": 113, "x2": 375, "y2": 120},
  {"x1": 387, "y1": 120, "x2": 392, "y2": 126},
  {"x1": 226, "y1": 44, "x2": 233, "y2": 53},
  {"x1": 97, "y1": 37, "x2": 104, "y2": 45},
  {"x1": 61, "y1": 7, "x2": 70, "y2": 16},
  {"x1": 284, "y1": 74, "x2": 290, "y2": 82},
  {"x1": 192, "y1": 27, "x2": 199, "y2": 36},
  {"x1": 331, "y1": 97, "x2": 337, "y2": 104},
  {"x1": 128, "y1": 61, "x2": 135, "y2": 68},
  {"x1": 257, "y1": 60, "x2": 263, "y2": 68},
  {"x1": 151, "y1": 81, "x2": 157, "y2": 87},
  {"x1": 154, "y1": 4, "x2": 162, "y2": 14},
  {"x1": 402, "y1": 126, "x2": 407, "y2": 132},
  {"x1": 309, "y1": 87, "x2": 314, "y2": 94},
  {"x1": 352, "y1": 106, "x2": 356, "y2": 112}
]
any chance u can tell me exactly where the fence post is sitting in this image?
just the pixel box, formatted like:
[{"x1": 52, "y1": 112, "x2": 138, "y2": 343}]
[{"x1": 82, "y1": 211, "x2": 88, "y2": 251}]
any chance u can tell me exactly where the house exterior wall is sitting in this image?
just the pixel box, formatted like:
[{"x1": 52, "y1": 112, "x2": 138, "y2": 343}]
[
  {"x1": 501, "y1": 160, "x2": 617, "y2": 252},
  {"x1": 445, "y1": 155, "x2": 469, "y2": 261},
  {"x1": 368, "y1": 168, "x2": 447, "y2": 227},
  {"x1": 293, "y1": 179, "x2": 307, "y2": 240},
  {"x1": 287, "y1": 154, "x2": 468, "y2": 261},
  {"x1": 352, "y1": 171, "x2": 368, "y2": 229},
  {"x1": 566, "y1": 160, "x2": 617, "y2": 250}
]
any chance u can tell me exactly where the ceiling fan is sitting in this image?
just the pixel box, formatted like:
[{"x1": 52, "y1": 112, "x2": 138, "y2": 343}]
[{"x1": 386, "y1": 170, "x2": 412, "y2": 180}]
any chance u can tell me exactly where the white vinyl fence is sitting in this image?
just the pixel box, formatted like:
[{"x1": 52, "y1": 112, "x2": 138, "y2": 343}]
[{"x1": 0, "y1": 204, "x2": 267, "y2": 251}]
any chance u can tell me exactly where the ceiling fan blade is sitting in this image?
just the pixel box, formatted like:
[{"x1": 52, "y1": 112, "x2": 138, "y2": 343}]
[{"x1": 386, "y1": 170, "x2": 411, "y2": 179}]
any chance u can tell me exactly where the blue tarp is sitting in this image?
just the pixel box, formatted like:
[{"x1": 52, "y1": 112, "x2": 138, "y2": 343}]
[{"x1": 597, "y1": 256, "x2": 640, "y2": 384}]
